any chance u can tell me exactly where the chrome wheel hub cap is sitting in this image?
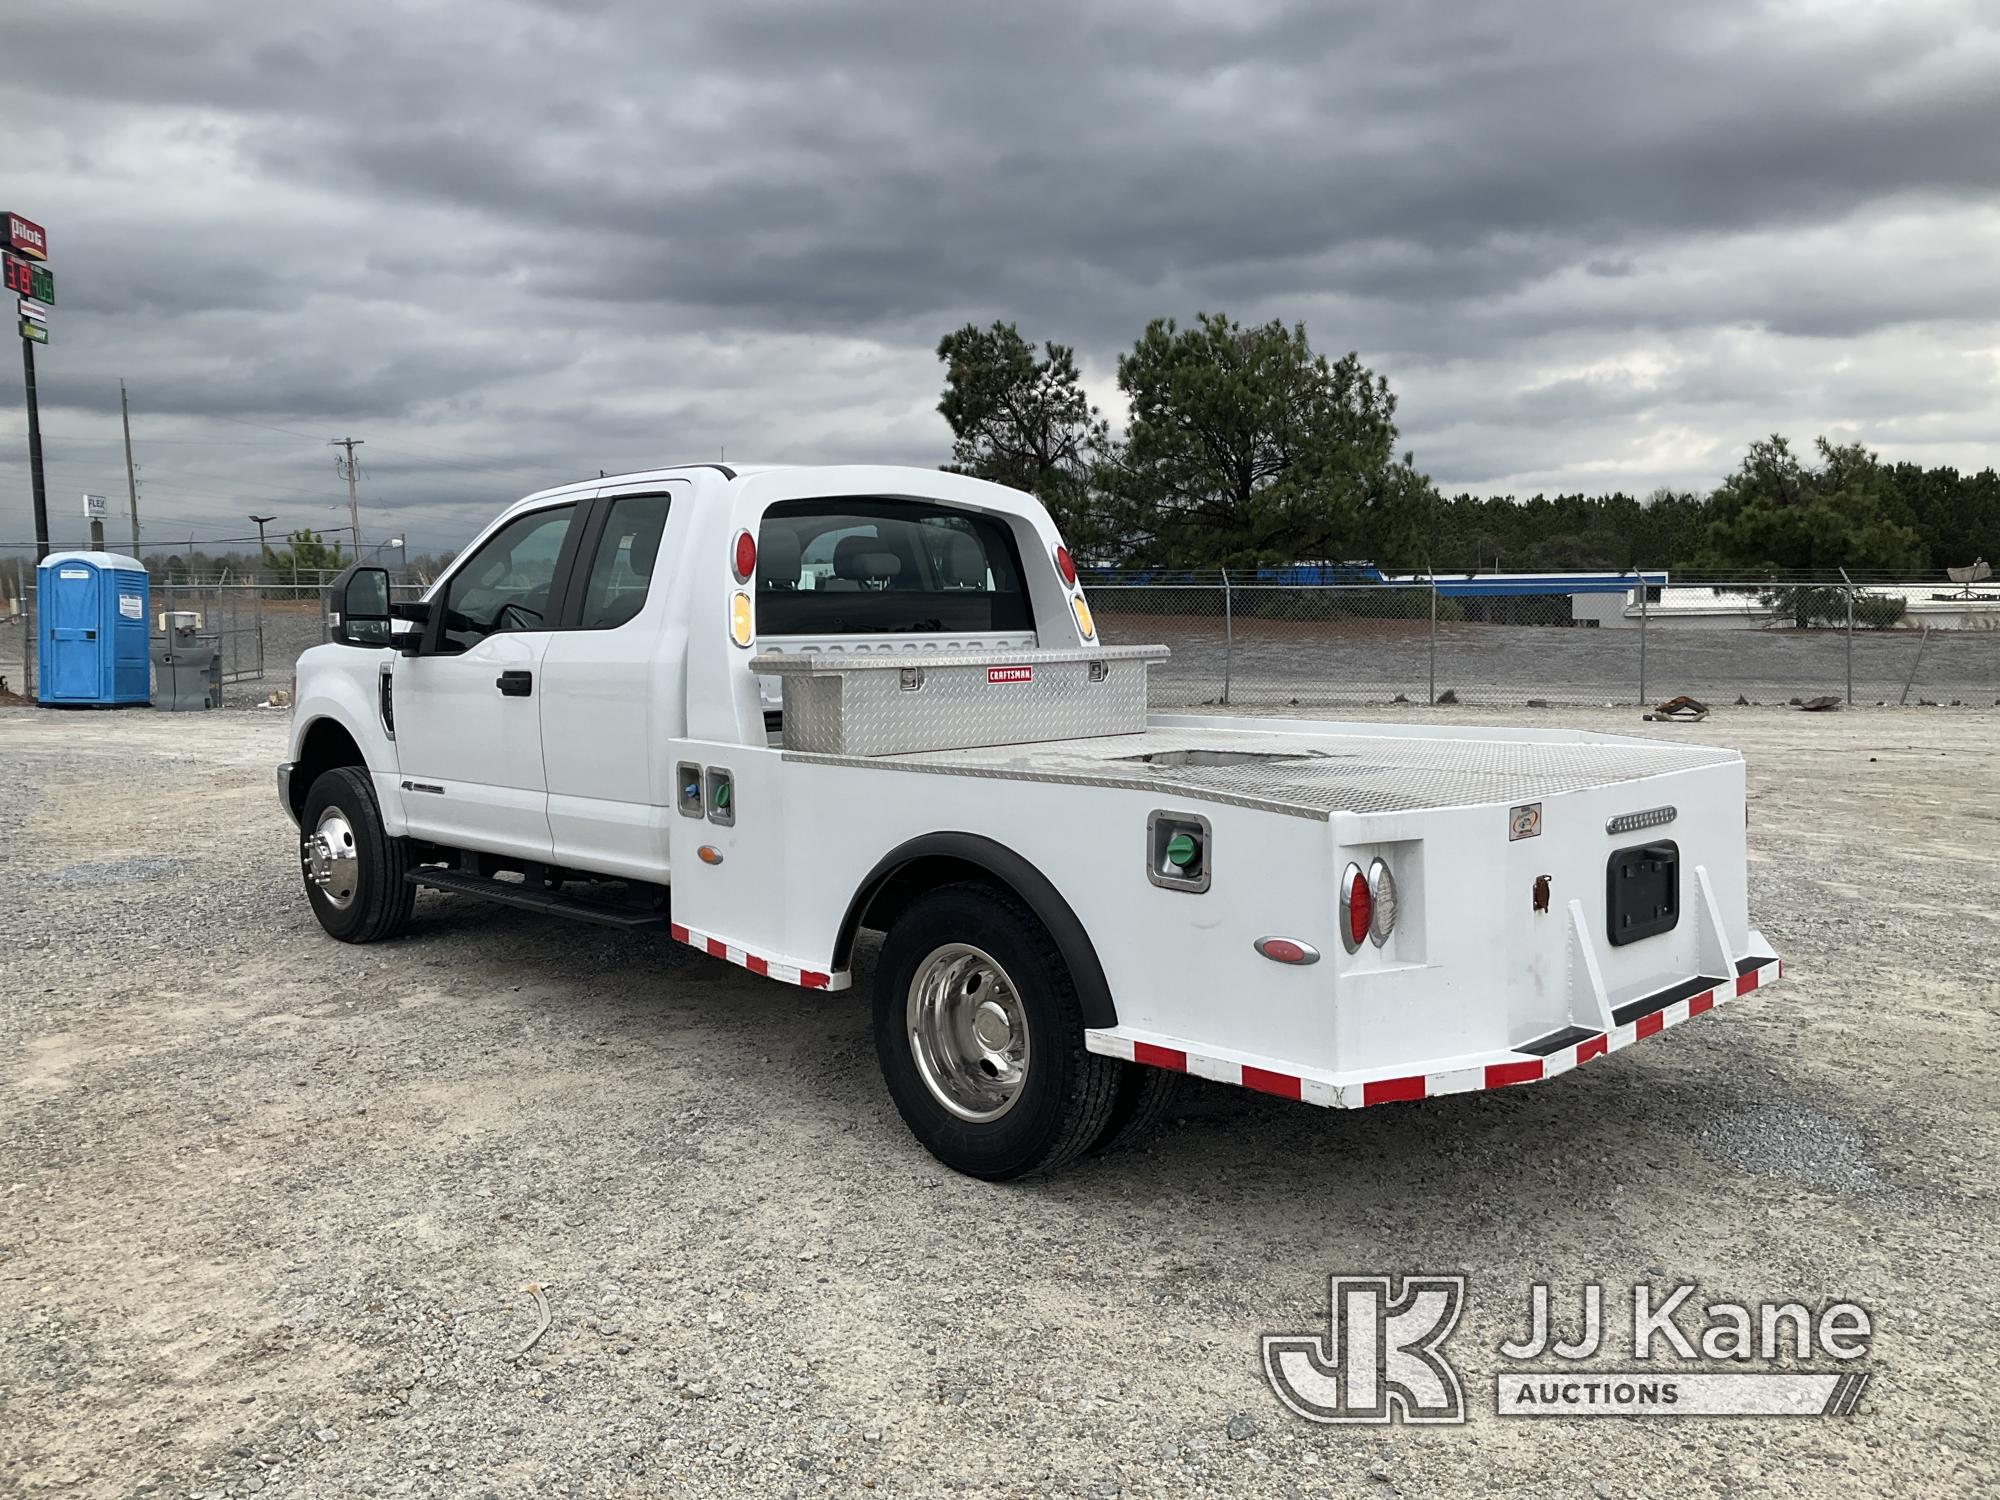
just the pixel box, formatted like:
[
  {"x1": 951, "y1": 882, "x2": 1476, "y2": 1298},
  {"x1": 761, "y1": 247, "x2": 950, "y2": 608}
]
[
  {"x1": 906, "y1": 943, "x2": 1029, "y2": 1123},
  {"x1": 304, "y1": 807, "x2": 360, "y2": 911}
]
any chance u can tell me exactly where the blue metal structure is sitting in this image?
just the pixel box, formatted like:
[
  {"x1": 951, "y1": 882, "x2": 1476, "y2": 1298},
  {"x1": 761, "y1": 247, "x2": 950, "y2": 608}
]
[
  {"x1": 36, "y1": 550, "x2": 151, "y2": 706},
  {"x1": 1423, "y1": 570, "x2": 1667, "y2": 598}
]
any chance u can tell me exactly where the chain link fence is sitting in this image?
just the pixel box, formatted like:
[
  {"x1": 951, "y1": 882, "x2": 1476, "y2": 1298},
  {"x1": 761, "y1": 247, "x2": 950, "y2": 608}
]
[
  {"x1": 2, "y1": 578, "x2": 302, "y2": 703},
  {"x1": 1088, "y1": 571, "x2": 2000, "y2": 709},
  {"x1": 4, "y1": 564, "x2": 1994, "y2": 711}
]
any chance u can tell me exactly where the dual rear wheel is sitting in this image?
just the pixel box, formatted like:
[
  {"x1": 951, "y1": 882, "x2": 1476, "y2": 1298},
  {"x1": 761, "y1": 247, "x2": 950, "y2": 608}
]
[{"x1": 872, "y1": 883, "x2": 1179, "y2": 1180}]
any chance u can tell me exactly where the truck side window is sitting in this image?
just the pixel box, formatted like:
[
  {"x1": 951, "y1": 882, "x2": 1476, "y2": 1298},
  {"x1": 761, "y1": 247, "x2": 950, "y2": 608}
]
[
  {"x1": 438, "y1": 504, "x2": 575, "y2": 653},
  {"x1": 577, "y1": 494, "x2": 671, "y2": 630}
]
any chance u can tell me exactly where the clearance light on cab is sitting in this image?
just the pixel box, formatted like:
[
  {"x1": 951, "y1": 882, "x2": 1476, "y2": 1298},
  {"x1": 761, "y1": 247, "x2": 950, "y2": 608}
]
[
  {"x1": 1072, "y1": 593, "x2": 1095, "y2": 640},
  {"x1": 729, "y1": 591, "x2": 754, "y2": 647},
  {"x1": 1054, "y1": 544, "x2": 1078, "y2": 587},
  {"x1": 732, "y1": 529, "x2": 757, "y2": 583}
]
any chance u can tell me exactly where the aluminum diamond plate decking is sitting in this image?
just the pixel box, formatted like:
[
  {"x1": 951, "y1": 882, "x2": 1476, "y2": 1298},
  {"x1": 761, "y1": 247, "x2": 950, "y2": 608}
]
[{"x1": 784, "y1": 726, "x2": 1740, "y2": 819}]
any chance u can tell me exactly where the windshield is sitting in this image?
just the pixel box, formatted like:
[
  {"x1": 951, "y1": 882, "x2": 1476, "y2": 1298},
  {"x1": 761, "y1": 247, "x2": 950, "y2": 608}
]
[{"x1": 756, "y1": 498, "x2": 1033, "y2": 635}]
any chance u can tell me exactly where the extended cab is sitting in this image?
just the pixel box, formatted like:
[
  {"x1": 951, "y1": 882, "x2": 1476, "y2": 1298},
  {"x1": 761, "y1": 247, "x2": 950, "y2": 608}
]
[{"x1": 282, "y1": 464, "x2": 1780, "y2": 1178}]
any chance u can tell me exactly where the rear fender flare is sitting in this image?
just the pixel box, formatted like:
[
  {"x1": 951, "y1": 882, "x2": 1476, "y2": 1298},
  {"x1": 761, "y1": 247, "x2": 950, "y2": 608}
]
[{"x1": 835, "y1": 832, "x2": 1117, "y2": 1030}]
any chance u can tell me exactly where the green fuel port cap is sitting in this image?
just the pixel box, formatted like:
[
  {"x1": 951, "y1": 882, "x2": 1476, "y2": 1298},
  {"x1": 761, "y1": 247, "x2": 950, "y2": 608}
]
[
  {"x1": 705, "y1": 768, "x2": 736, "y2": 826},
  {"x1": 1165, "y1": 832, "x2": 1199, "y2": 867}
]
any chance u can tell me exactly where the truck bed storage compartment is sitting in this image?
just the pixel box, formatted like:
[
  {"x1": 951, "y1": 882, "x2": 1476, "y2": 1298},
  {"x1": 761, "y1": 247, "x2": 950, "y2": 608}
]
[{"x1": 753, "y1": 646, "x2": 1167, "y2": 756}]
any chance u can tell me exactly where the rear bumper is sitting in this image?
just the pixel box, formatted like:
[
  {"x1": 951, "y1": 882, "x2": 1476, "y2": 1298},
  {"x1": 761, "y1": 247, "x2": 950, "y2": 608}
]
[{"x1": 1087, "y1": 953, "x2": 1781, "y2": 1108}]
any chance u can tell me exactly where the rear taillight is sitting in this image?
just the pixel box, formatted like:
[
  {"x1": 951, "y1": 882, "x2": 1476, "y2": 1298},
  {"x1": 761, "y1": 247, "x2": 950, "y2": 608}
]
[
  {"x1": 1341, "y1": 857, "x2": 1399, "y2": 952},
  {"x1": 1340, "y1": 862, "x2": 1373, "y2": 952},
  {"x1": 1054, "y1": 544, "x2": 1078, "y2": 588},
  {"x1": 1367, "y1": 857, "x2": 1398, "y2": 945}
]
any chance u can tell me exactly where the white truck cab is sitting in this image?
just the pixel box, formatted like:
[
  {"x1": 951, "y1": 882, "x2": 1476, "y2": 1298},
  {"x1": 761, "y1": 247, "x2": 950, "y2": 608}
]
[{"x1": 282, "y1": 463, "x2": 1780, "y2": 1178}]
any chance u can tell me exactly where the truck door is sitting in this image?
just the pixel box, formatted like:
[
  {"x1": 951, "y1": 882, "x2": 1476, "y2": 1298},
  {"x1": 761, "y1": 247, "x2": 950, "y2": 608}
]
[
  {"x1": 392, "y1": 501, "x2": 582, "y2": 858},
  {"x1": 539, "y1": 485, "x2": 684, "y2": 879}
]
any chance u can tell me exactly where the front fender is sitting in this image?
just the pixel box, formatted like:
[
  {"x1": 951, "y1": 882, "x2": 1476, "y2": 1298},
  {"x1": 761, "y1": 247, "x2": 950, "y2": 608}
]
[{"x1": 289, "y1": 645, "x2": 406, "y2": 834}]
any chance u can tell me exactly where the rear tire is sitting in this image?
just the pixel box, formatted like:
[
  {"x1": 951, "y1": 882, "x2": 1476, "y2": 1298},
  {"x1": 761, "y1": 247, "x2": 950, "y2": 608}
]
[
  {"x1": 300, "y1": 766, "x2": 416, "y2": 943},
  {"x1": 873, "y1": 883, "x2": 1119, "y2": 1181},
  {"x1": 1089, "y1": 1061, "x2": 1183, "y2": 1155}
]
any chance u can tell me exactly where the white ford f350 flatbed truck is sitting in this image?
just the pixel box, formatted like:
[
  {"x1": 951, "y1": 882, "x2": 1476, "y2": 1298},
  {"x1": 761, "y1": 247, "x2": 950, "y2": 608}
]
[{"x1": 282, "y1": 463, "x2": 1780, "y2": 1178}]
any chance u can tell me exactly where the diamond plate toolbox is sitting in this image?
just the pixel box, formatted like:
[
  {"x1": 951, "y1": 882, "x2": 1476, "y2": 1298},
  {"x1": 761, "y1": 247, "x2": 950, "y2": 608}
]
[{"x1": 753, "y1": 645, "x2": 1169, "y2": 756}]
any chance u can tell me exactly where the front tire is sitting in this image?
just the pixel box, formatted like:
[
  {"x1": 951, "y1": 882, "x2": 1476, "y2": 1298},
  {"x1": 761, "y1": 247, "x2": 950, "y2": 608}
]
[
  {"x1": 873, "y1": 883, "x2": 1119, "y2": 1181},
  {"x1": 299, "y1": 766, "x2": 416, "y2": 943}
]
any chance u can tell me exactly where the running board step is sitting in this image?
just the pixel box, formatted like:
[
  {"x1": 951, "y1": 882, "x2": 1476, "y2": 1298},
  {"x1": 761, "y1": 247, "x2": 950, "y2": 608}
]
[{"x1": 407, "y1": 868, "x2": 669, "y2": 932}]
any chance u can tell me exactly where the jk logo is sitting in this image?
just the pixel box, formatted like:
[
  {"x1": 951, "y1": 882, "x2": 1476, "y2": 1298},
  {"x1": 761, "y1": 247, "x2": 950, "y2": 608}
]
[{"x1": 1262, "y1": 1275, "x2": 1466, "y2": 1424}]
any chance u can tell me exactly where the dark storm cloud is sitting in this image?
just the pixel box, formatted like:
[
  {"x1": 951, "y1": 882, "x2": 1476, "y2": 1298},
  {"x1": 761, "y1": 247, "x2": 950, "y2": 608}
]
[{"x1": 3, "y1": 0, "x2": 1999, "y2": 551}]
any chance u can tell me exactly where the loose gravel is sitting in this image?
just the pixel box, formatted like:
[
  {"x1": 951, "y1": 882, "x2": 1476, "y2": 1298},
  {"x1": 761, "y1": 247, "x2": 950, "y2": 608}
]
[{"x1": 0, "y1": 703, "x2": 1994, "y2": 1498}]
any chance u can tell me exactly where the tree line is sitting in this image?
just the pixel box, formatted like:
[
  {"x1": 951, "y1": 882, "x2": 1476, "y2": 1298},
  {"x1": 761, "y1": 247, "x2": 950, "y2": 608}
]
[{"x1": 937, "y1": 317, "x2": 1998, "y2": 576}]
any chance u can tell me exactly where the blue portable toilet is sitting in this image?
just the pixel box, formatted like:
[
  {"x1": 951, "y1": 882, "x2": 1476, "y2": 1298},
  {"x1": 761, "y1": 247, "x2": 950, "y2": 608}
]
[{"x1": 36, "y1": 551, "x2": 152, "y2": 707}]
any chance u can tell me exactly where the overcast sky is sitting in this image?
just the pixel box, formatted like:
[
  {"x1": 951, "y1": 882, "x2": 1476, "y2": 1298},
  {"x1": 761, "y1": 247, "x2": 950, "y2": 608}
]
[{"x1": 4, "y1": 0, "x2": 1999, "y2": 559}]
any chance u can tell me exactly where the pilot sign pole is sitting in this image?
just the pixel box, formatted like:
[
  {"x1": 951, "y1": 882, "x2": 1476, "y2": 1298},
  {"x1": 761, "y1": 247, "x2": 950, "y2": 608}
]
[
  {"x1": 22, "y1": 335, "x2": 48, "y2": 562},
  {"x1": 7, "y1": 210, "x2": 54, "y2": 561}
]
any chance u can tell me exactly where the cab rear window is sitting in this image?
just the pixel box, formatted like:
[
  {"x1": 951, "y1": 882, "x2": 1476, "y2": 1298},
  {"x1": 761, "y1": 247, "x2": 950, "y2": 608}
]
[{"x1": 755, "y1": 498, "x2": 1032, "y2": 635}]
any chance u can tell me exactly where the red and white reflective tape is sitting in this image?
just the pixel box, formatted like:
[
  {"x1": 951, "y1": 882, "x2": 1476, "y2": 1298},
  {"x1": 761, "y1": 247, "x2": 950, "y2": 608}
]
[
  {"x1": 669, "y1": 921, "x2": 845, "y2": 991},
  {"x1": 1089, "y1": 957, "x2": 1782, "y2": 1109}
]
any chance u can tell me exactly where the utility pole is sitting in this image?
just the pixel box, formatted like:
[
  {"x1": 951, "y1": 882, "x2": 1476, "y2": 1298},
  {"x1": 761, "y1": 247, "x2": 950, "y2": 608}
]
[
  {"x1": 121, "y1": 379, "x2": 141, "y2": 555},
  {"x1": 329, "y1": 437, "x2": 364, "y2": 555}
]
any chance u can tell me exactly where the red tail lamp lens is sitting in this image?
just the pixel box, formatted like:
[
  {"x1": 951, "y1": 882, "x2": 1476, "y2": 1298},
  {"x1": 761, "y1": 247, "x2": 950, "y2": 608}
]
[
  {"x1": 733, "y1": 530, "x2": 757, "y2": 582},
  {"x1": 1055, "y1": 544, "x2": 1077, "y2": 588},
  {"x1": 1340, "y1": 862, "x2": 1373, "y2": 953}
]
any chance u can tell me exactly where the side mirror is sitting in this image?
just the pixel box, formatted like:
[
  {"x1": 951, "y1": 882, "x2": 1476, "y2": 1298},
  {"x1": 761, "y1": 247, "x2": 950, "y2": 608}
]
[{"x1": 326, "y1": 564, "x2": 393, "y2": 648}]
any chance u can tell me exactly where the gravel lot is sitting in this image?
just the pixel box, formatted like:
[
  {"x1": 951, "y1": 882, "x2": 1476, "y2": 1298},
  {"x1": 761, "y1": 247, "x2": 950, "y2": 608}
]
[{"x1": 1, "y1": 703, "x2": 1995, "y2": 1497}]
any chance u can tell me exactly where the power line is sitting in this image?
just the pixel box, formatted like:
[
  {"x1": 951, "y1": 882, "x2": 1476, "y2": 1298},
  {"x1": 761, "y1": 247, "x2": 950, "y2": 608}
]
[{"x1": 205, "y1": 410, "x2": 566, "y2": 480}]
